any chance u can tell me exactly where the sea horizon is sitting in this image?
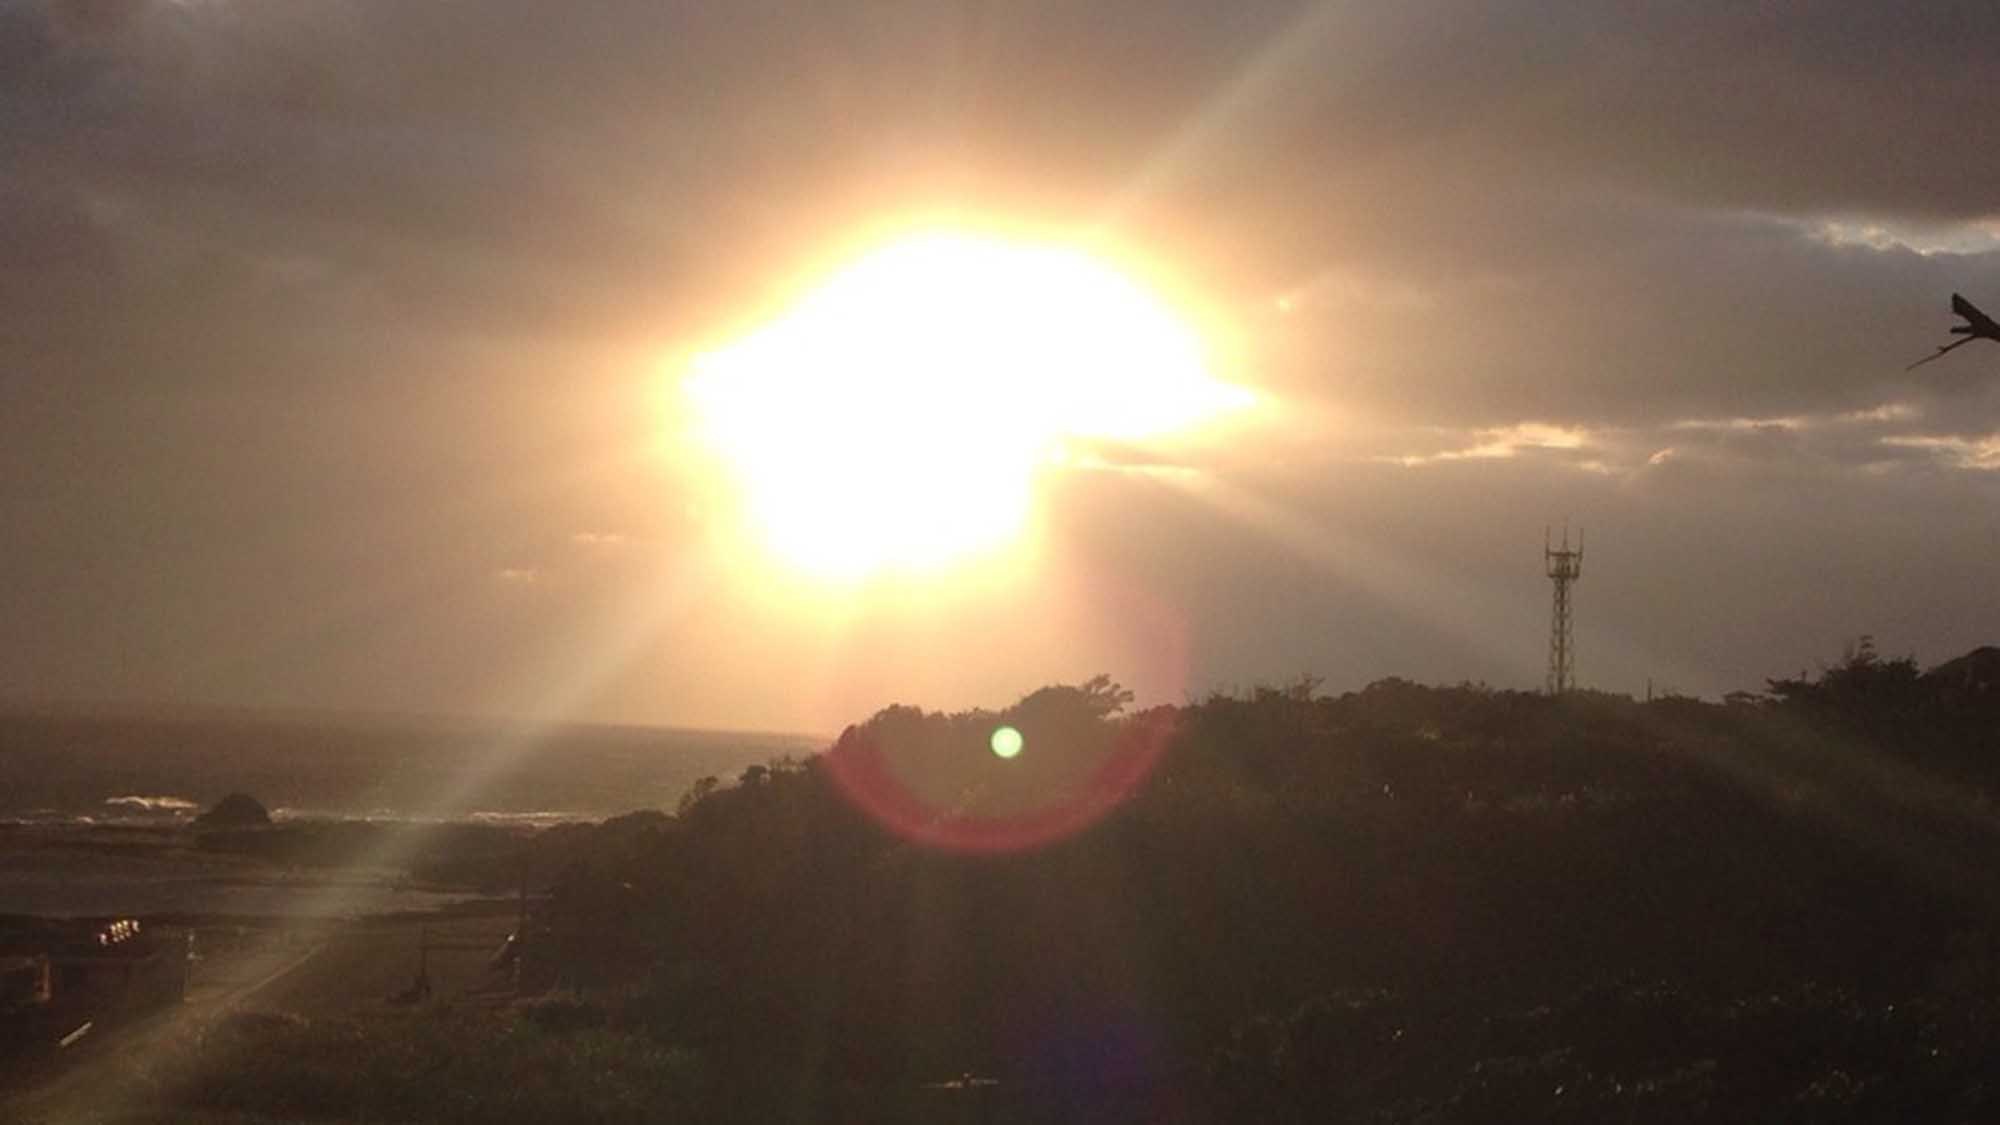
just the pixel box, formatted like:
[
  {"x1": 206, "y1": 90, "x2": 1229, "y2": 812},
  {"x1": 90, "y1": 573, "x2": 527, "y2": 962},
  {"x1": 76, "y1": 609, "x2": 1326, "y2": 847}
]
[{"x1": 0, "y1": 704, "x2": 821, "y2": 828}]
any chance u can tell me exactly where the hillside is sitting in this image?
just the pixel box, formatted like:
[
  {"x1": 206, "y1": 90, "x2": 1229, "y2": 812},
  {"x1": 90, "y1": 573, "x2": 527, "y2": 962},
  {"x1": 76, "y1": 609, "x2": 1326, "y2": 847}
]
[{"x1": 495, "y1": 651, "x2": 2000, "y2": 1122}]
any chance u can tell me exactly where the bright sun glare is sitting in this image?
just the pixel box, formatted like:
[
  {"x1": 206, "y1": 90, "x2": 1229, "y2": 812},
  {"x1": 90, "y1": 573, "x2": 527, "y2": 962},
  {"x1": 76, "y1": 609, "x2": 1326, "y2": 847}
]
[{"x1": 684, "y1": 230, "x2": 1252, "y2": 580}]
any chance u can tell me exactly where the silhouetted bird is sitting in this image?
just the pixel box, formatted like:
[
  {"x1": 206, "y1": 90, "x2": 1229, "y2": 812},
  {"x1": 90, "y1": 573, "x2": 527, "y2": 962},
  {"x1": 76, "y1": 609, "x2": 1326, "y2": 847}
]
[{"x1": 1907, "y1": 293, "x2": 2000, "y2": 369}]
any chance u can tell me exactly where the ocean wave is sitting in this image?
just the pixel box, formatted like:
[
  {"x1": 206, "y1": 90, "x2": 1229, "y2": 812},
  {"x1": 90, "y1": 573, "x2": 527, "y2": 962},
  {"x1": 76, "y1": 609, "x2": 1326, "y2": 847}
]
[
  {"x1": 269, "y1": 807, "x2": 434, "y2": 824},
  {"x1": 267, "y1": 807, "x2": 601, "y2": 828},
  {"x1": 466, "y1": 810, "x2": 596, "y2": 828},
  {"x1": 5, "y1": 804, "x2": 616, "y2": 830},
  {"x1": 103, "y1": 795, "x2": 201, "y2": 813}
]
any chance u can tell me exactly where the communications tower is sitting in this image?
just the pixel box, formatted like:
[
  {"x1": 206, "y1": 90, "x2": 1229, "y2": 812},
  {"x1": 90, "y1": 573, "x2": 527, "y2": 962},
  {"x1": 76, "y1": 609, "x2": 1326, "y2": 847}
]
[{"x1": 1545, "y1": 526, "x2": 1583, "y2": 695}]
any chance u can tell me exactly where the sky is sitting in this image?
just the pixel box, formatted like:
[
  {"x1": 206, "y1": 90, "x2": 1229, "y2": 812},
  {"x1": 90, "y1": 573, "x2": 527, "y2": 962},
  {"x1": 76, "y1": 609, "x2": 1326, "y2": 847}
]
[{"x1": 4, "y1": 0, "x2": 1999, "y2": 733}]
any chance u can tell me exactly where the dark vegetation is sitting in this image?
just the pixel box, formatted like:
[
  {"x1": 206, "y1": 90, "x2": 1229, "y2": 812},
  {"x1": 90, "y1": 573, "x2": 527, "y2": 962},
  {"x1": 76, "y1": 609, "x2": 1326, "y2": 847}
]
[
  {"x1": 150, "y1": 644, "x2": 2000, "y2": 1122},
  {"x1": 176, "y1": 1009, "x2": 710, "y2": 1125}
]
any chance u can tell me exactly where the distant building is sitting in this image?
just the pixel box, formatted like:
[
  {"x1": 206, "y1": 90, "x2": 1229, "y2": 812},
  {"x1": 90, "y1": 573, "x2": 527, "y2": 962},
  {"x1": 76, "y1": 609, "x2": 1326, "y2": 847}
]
[
  {"x1": 1, "y1": 954, "x2": 52, "y2": 1008},
  {"x1": 0, "y1": 917, "x2": 185, "y2": 1052}
]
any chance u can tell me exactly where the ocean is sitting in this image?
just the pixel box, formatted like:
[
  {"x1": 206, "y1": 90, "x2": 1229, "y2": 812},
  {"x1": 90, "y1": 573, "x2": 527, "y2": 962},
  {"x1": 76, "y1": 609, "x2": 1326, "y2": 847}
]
[
  {"x1": 0, "y1": 707, "x2": 822, "y2": 917},
  {"x1": 0, "y1": 707, "x2": 821, "y2": 827}
]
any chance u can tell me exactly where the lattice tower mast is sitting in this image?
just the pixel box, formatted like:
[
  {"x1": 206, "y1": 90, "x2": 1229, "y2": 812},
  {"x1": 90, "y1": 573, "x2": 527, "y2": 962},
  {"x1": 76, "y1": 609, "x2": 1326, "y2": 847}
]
[{"x1": 1545, "y1": 526, "x2": 1583, "y2": 695}]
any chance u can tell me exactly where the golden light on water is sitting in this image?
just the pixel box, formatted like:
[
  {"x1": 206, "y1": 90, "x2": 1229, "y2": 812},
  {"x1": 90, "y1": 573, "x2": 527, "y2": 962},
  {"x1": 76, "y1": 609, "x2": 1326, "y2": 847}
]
[{"x1": 683, "y1": 229, "x2": 1253, "y2": 581}]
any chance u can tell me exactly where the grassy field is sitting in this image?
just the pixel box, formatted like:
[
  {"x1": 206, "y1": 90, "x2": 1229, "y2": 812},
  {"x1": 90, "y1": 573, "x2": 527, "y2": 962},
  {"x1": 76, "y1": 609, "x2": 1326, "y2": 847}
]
[{"x1": 212, "y1": 907, "x2": 522, "y2": 1015}]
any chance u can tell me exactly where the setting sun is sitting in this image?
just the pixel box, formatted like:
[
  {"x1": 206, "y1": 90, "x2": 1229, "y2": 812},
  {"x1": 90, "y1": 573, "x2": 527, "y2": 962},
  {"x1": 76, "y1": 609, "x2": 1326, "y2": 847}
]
[{"x1": 683, "y1": 230, "x2": 1252, "y2": 581}]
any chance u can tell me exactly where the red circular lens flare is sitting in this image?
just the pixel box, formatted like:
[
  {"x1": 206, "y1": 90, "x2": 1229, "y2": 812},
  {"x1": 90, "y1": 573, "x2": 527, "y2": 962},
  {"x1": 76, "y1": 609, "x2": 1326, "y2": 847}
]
[{"x1": 823, "y1": 713, "x2": 1174, "y2": 854}]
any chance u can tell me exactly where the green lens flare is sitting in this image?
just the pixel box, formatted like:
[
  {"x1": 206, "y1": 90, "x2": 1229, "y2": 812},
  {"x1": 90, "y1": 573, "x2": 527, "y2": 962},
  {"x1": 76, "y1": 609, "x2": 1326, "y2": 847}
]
[{"x1": 990, "y1": 725, "x2": 1024, "y2": 759}]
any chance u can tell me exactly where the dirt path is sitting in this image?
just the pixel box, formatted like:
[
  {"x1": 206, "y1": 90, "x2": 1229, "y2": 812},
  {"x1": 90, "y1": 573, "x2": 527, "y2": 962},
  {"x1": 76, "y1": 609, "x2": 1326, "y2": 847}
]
[
  {"x1": 2, "y1": 932, "x2": 328, "y2": 1123},
  {"x1": 3, "y1": 903, "x2": 518, "y2": 1122}
]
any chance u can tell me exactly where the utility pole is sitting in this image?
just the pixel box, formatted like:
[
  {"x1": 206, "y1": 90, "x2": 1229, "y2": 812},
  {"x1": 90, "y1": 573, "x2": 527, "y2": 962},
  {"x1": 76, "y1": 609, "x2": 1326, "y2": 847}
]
[{"x1": 1545, "y1": 526, "x2": 1583, "y2": 695}]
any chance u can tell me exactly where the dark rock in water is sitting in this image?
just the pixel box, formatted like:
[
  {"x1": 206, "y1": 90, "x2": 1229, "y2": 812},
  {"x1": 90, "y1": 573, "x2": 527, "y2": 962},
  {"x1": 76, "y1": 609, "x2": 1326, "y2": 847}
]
[{"x1": 194, "y1": 792, "x2": 271, "y2": 829}]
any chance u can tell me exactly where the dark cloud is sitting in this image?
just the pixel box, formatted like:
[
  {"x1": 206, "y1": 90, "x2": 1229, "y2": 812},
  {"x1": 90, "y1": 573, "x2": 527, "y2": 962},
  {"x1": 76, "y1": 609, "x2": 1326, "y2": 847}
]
[
  {"x1": 9, "y1": 1, "x2": 1991, "y2": 390},
  {"x1": 1138, "y1": 1, "x2": 2000, "y2": 223},
  {"x1": 1265, "y1": 205, "x2": 2000, "y2": 435},
  {"x1": 12, "y1": 2, "x2": 1995, "y2": 308},
  {"x1": 45, "y1": 0, "x2": 146, "y2": 40}
]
